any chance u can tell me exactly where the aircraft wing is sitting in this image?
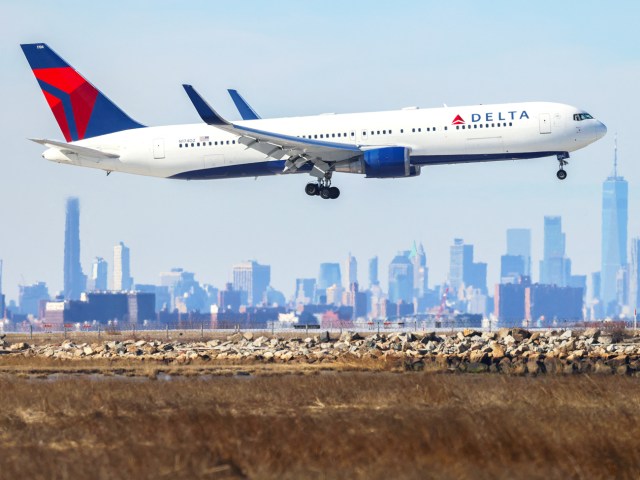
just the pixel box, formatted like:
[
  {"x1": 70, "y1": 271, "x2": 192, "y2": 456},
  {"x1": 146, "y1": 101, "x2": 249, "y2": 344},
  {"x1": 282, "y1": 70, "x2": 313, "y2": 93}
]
[
  {"x1": 183, "y1": 85, "x2": 362, "y2": 174},
  {"x1": 227, "y1": 89, "x2": 261, "y2": 120},
  {"x1": 29, "y1": 138, "x2": 120, "y2": 159}
]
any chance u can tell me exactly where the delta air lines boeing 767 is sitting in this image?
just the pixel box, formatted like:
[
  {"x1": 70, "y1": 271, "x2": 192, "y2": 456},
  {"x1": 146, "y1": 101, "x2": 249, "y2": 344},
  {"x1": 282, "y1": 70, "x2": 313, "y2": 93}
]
[{"x1": 22, "y1": 43, "x2": 607, "y2": 199}]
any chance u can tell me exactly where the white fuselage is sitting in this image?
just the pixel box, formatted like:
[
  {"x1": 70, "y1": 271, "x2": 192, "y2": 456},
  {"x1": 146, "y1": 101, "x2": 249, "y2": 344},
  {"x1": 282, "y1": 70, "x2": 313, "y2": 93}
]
[{"x1": 43, "y1": 101, "x2": 607, "y2": 179}]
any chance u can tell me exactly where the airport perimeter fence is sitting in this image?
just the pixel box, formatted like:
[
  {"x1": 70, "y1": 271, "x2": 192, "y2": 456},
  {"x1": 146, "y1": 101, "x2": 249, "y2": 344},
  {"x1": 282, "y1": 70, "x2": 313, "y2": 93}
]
[{"x1": 1, "y1": 318, "x2": 632, "y2": 340}]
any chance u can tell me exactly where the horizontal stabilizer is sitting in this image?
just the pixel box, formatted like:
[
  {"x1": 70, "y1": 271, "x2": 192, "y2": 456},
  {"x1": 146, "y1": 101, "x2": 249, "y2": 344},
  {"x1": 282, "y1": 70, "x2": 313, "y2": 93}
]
[{"x1": 29, "y1": 138, "x2": 120, "y2": 159}]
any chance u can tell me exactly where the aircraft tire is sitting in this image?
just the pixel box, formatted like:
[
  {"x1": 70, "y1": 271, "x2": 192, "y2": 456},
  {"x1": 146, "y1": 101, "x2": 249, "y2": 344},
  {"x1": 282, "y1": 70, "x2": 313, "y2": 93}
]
[
  {"x1": 320, "y1": 187, "x2": 332, "y2": 199},
  {"x1": 305, "y1": 183, "x2": 319, "y2": 196},
  {"x1": 556, "y1": 169, "x2": 567, "y2": 180},
  {"x1": 329, "y1": 187, "x2": 340, "y2": 199}
]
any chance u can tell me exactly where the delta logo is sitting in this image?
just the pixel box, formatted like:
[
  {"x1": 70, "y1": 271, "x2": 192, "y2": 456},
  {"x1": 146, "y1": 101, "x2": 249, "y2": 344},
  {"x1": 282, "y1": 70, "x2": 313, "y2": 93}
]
[{"x1": 452, "y1": 110, "x2": 530, "y2": 125}]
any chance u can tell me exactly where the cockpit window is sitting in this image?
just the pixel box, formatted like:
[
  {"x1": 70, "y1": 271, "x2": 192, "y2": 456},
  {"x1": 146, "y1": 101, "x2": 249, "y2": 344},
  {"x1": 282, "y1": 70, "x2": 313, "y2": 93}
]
[{"x1": 573, "y1": 113, "x2": 594, "y2": 121}]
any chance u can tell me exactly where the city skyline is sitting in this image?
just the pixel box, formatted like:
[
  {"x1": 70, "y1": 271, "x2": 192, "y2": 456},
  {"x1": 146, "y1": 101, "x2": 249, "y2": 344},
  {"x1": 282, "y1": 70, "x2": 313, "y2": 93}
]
[
  {"x1": 2, "y1": 185, "x2": 637, "y2": 310},
  {"x1": 1, "y1": 2, "x2": 638, "y2": 302}
]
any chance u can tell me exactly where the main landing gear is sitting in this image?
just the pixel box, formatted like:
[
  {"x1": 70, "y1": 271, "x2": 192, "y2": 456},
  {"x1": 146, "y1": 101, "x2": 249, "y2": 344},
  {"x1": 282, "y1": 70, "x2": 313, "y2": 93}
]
[
  {"x1": 305, "y1": 177, "x2": 340, "y2": 199},
  {"x1": 556, "y1": 152, "x2": 569, "y2": 180}
]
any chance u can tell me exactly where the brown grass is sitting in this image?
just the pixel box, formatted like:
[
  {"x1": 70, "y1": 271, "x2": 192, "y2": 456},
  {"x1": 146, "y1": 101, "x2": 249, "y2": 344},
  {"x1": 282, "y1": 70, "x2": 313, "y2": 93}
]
[{"x1": 0, "y1": 372, "x2": 639, "y2": 479}]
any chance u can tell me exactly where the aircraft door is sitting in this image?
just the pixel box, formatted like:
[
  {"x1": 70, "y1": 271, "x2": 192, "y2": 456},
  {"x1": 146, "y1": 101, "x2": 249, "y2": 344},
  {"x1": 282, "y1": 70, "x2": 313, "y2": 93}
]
[
  {"x1": 360, "y1": 129, "x2": 369, "y2": 142},
  {"x1": 539, "y1": 114, "x2": 551, "y2": 134},
  {"x1": 153, "y1": 138, "x2": 165, "y2": 159}
]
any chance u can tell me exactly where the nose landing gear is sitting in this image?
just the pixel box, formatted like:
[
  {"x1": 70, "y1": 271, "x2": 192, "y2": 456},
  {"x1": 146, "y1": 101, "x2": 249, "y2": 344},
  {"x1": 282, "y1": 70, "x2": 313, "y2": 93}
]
[
  {"x1": 556, "y1": 152, "x2": 569, "y2": 180},
  {"x1": 305, "y1": 174, "x2": 340, "y2": 199}
]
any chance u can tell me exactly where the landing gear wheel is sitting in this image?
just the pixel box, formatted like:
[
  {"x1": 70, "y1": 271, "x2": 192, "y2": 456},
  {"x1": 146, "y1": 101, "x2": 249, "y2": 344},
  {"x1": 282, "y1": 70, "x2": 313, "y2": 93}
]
[
  {"x1": 305, "y1": 183, "x2": 319, "y2": 196},
  {"x1": 329, "y1": 187, "x2": 340, "y2": 199},
  {"x1": 320, "y1": 187, "x2": 332, "y2": 199},
  {"x1": 556, "y1": 153, "x2": 569, "y2": 181}
]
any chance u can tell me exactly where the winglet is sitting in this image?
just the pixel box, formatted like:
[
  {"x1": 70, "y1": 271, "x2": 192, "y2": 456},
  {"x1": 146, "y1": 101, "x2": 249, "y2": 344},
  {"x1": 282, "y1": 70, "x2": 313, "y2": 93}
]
[
  {"x1": 182, "y1": 84, "x2": 228, "y2": 126},
  {"x1": 227, "y1": 89, "x2": 261, "y2": 120}
]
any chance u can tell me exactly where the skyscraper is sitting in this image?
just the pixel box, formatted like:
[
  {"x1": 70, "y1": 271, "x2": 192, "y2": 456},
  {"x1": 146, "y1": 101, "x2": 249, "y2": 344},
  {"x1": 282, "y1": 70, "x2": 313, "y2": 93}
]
[
  {"x1": 368, "y1": 256, "x2": 379, "y2": 286},
  {"x1": 318, "y1": 263, "x2": 342, "y2": 290},
  {"x1": 449, "y1": 239, "x2": 486, "y2": 293},
  {"x1": 506, "y1": 228, "x2": 531, "y2": 276},
  {"x1": 540, "y1": 216, "x2": 571, "y2": 287},
  {"x1": 232, "y1": 260, "x2": 270, "y2": 306},
  {"x1": 345, "y1": 253, "x2": 358, "y2": 286},
  {"x1": 601, "y1": 138, "x2": 628, "y2": 312},
  {"x1": 19, "y1": 281, "x2": 49, "y2": 317},
  {"x1": 63, "y1": 197, "x2": 86, "y2": 300},
  {"x1": 113, "y1": 242, "x2": 133, "y2": 291},
  {"x1": 90, "y1": 257, "x2": 108, "y2": 291},
  {"x1": 409, "y1": 241, "x2": 428, "y2": 297},
  {"x1": 388, "y1": 253, "x2": 413, "y2": 303}
]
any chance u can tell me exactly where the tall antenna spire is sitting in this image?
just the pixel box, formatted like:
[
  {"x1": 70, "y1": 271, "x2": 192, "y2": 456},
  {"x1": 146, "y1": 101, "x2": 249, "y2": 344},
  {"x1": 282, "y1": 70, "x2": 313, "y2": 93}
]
[{"x1": 614, "y1": 133, "x2": 618, "y2": 178}]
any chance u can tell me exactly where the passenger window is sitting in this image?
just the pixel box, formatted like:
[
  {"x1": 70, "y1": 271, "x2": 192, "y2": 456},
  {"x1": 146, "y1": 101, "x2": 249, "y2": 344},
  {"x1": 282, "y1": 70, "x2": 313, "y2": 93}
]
[
  {"x1": 389, "y1": 130, "x2": 392, "y2": 134},
  {"x1": 412, "y1": 128, "x2": 415, "y2": 133},
  {"x1": 179, "y1": 144, "x2": 182, "y2": 148},
  {"x1": 509, "y1": 122, "x2": 512, "y2": 126}
]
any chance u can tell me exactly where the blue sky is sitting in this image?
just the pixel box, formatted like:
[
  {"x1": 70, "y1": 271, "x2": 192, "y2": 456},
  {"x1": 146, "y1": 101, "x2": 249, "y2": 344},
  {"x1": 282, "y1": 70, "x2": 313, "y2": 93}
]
[{"x1": 1, "y1": 0, "x2": 638, "y2": 301}]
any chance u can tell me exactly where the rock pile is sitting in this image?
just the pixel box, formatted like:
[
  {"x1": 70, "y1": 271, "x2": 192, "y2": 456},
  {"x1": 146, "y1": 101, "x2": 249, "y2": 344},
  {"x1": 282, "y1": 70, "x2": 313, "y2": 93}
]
[{"x1": 1, "y1": 328, "x2": 639, "y2": 374}]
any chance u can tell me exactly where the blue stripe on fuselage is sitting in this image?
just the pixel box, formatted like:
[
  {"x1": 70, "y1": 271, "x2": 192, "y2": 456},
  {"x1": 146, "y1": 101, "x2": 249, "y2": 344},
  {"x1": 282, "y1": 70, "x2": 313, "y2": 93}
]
[
  {"x1": 169, "y1": 151, "x2": 564, "y2": 180},
  {"x1": 169, "y1": 160, "x2": 313, "y2": 180}
]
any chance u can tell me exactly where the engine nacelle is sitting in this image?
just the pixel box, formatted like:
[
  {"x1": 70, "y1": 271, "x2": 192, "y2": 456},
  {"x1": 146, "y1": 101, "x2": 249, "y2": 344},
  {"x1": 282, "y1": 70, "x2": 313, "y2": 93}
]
[
  {"x1": 363, "y1": 147, "x2": 418, "y2": 178},
  {"x1": 333, "y1": 147, "x2": 421, "y2": 178}
]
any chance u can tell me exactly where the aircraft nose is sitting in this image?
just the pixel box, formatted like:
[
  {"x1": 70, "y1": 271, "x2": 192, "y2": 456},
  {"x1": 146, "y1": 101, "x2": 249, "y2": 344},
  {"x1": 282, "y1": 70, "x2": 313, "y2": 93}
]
[{"x1": 595, "y1": 121, "x2": 607, "y2": 140}]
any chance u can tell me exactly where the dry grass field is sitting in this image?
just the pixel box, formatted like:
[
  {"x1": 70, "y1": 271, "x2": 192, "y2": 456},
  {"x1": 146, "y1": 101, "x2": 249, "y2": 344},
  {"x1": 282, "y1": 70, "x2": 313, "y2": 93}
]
[{"x1": 1, "y1": 372, "x2": 639, "y2": 479}]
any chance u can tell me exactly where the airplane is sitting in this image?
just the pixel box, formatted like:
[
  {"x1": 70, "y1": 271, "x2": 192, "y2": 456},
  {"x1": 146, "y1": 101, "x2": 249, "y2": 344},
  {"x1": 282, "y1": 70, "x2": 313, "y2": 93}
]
[{"x1": 21, "y1": 43, "x2": 607, "y2": 200}]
